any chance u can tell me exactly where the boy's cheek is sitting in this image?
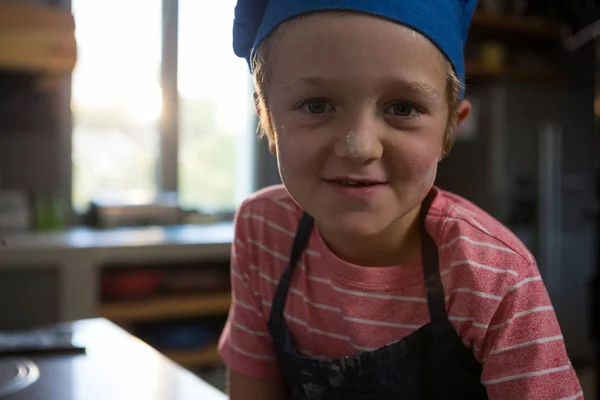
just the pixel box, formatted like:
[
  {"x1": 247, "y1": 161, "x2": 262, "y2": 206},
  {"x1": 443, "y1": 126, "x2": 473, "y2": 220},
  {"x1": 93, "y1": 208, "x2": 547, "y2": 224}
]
[
  {"x1": 386, "y1": 137, "x2": 442, "y2": 175},
  {"x1": 275, "y1": 134, "x2": 311, "y2": 172}
]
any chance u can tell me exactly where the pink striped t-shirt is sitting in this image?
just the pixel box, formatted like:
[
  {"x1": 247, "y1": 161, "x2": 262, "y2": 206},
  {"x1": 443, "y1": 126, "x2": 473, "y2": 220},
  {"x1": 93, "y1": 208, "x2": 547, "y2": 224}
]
[{"x1": 218, "y1": 184, "x2": 582, "y2": 399}]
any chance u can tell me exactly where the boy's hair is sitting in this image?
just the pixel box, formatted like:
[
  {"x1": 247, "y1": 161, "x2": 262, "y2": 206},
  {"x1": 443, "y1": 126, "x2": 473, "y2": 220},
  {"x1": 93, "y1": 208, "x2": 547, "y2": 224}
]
[{"x1": 251, "y1": 21, "x2": 463, "y2": 156}]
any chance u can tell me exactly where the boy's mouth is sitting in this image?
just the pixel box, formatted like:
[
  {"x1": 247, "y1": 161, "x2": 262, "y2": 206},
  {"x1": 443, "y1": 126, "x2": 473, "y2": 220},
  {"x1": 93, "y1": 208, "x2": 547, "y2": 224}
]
[
  {"x1": 334, "y1": 180, "x2": 378, "y2": 187},
  {"x1": 324, "y1": 177, "x2": 388, "y2": 197},
  {"x1": 325, "y1": 178, "x2": 387, "y2": 187}
]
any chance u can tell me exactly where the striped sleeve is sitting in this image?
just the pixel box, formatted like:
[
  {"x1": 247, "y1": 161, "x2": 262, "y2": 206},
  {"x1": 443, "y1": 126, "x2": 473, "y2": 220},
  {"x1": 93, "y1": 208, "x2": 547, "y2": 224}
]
[
  {"x1": 218, "y1": 202, "x2": 282, "y2": 381},
  {"x1": 481, "y1": 264, "x2": 582, "y2": 399}
]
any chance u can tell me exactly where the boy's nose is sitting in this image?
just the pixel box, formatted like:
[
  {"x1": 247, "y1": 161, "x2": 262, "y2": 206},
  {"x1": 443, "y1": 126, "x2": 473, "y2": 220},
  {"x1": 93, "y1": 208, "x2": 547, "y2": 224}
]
[{"x1": 334, "y1": 122, "x2": 383, "y2": 164}]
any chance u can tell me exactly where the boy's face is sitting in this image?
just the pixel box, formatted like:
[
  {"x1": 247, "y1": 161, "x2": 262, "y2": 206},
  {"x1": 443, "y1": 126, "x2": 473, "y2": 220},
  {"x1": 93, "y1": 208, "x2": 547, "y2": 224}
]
[{"x1": 265, "y1": 12, "x2": 468, "y2": 238}]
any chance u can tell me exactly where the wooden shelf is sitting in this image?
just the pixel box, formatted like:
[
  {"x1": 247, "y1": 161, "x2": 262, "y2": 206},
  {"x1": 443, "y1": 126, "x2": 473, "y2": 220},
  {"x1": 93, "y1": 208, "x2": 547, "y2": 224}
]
[
  {"x1": 0, "y1": 2, "x2": 76, "y2": 75},
  {"x1": 164, "y1": 344, "x2": 223, "y2": 368},
  {"x1": 0, "y1": 2, "x2": 75, "y2": 30},
  {"x1": 99, "y1": 292, "x2": 232, "y2": 323},
  {"x1": 466, "y1": 61, "x2": 560, "y2": 83},
  {"x1": 471, "y1": 11, "x2": 563, "y2": 40}
]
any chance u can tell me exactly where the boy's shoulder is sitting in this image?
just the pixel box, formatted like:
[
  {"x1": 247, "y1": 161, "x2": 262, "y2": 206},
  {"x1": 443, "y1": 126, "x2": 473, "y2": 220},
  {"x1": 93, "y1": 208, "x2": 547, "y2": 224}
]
[
  {"x1": 235, "y1": 184, "x2": 303, "y2": 233},
  {"x1": 429, "y1": 187, "x2": 536, "y2": 278},
  {"x1": 239, "y1": 184, "x2": 300, "y2": 215}
]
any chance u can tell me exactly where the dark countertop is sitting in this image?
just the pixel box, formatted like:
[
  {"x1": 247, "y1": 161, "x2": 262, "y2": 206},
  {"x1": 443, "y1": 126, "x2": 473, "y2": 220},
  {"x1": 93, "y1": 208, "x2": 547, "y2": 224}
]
[{"x1": 2, "y1": 319, "x2": 227, "y2": 400}]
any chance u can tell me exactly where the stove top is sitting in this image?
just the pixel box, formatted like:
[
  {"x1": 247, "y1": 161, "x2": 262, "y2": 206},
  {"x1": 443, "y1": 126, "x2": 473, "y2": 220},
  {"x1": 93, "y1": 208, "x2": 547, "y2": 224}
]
[{"x1": 0, "y1": 359, "x2": 39, "y2": 398}]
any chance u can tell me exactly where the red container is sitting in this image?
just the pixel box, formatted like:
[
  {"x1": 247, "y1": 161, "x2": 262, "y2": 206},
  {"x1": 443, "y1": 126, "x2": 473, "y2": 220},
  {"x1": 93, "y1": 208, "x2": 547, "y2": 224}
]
[{"x1": 102, "y1": 270, "x2": 161, "y2": 301}]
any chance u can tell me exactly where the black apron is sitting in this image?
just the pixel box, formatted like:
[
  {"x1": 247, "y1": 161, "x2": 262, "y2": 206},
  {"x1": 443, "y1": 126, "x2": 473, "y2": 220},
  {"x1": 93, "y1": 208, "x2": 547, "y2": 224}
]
[{"x1": 267, "y1": 195, "x2": 489, "y2": 399}]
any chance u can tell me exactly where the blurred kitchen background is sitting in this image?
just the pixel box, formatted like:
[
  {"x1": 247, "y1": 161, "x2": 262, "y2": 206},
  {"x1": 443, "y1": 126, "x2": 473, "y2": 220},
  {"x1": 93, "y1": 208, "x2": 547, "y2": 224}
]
[{"x1": 0, "y1": 0, "x2": 599, "y2": 397}]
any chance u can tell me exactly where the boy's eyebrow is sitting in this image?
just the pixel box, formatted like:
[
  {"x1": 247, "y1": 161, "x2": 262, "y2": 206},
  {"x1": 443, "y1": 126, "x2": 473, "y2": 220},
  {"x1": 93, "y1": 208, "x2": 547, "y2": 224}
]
[{"x1": 280, "y1": 76, "x2": 442, "y2": 99}]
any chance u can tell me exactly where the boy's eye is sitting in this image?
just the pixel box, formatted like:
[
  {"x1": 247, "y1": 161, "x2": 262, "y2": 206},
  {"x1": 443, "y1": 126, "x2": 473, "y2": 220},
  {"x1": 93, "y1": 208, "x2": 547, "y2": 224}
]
[
  {"x1": 302, "y1": 100, "x2": 332, "y2": 114},
  {"x1": 384, "y1": 102, "x2": 419, "y2": 117}
]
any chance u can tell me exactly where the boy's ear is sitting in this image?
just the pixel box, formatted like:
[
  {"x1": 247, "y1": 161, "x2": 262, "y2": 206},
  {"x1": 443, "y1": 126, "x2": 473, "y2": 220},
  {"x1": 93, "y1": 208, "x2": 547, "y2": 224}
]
[
  {"x1": 269, "y1": 140, "x2": 277, "y2": 156},
  {"x1": 438, "y1": 100, "x2": 472, "y2": 162},
  {"x1": 456, "y1": 100, "x2": 472, "y2": 129}
]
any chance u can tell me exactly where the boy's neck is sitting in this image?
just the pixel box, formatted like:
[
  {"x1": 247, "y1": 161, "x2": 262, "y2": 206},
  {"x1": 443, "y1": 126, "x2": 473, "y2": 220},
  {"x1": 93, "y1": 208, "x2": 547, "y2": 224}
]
[{"x1": 318, "y1": 205, "x2": 423, "y2": 267}]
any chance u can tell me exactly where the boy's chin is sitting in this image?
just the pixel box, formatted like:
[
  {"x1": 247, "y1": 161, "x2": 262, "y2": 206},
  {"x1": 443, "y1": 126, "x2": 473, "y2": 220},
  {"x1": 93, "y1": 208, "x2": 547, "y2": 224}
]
[{"x1": 317, "y1": 211, "x2": 399, "y2": 238}]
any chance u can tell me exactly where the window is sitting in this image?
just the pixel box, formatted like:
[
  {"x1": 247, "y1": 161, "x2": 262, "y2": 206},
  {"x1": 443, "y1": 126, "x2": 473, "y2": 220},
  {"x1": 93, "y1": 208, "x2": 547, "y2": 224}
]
[
  {"x1": 71, "y1": 0, "x2": 255, "y2": 214},
  {"x1": 178, "y1": 0, "x2": 255, "y2": 212}
]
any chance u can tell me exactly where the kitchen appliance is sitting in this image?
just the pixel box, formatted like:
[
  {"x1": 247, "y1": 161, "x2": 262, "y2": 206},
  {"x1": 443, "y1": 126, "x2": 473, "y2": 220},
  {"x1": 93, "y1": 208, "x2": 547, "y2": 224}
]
[{"x1": 88, "y1": 192, "x2": 182, "y2": 228}]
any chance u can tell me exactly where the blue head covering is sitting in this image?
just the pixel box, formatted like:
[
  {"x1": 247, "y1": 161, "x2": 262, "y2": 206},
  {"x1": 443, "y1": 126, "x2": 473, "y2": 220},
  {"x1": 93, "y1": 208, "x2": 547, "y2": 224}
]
[{"x1": 233, "y1": 0, "x2": 478, "y2": 98}]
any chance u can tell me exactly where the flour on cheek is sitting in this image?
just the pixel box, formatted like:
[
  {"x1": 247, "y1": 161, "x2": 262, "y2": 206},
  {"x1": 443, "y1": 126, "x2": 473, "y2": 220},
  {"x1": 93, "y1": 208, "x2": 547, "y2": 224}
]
[{"x1": 275, "y1": 124, "x2": 303, "y2": 184}]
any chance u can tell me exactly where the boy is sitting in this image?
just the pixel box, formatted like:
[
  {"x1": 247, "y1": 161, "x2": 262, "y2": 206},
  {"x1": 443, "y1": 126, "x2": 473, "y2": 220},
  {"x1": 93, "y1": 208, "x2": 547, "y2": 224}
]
[{"x1": 218, "y1": 0, "x2": 583, "y2": 398}]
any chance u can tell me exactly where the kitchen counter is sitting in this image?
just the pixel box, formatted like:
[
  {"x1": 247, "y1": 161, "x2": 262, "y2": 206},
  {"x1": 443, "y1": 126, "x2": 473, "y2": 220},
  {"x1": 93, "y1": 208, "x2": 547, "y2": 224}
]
[
  {"x1": 1, "y1": 318, "x2": 227, "y2": 400},
  {"x1": 0, "y1": 223, "x2": 233, "y2": 256},
  {"x1": 0, "y1": 224, "x2": 234, "y2": 326}
]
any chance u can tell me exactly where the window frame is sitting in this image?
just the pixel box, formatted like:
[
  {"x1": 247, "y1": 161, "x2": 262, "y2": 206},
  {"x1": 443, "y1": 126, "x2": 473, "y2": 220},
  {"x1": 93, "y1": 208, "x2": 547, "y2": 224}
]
[
  {"x1": 159, "y1": 0, "x2": 179, "y2": 195},
  {"x1": 69, "y1": 0, "x2": 273, "y2": 218}
]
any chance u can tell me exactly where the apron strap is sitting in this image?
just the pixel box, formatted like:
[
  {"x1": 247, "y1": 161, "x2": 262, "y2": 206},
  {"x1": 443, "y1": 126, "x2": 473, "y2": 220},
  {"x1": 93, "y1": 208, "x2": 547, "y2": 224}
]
[
  {"x1": 270, "y1": 212, "x2": 314, "y2": 318},
  {"x1": 419, "y1": 194, "x2": 448, "y2": 322}
]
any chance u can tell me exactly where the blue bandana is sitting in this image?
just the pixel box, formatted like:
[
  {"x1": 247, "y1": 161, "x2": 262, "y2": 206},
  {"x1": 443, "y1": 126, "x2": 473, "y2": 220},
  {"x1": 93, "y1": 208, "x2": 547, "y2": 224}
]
[{"x1": 233, "y1": 0, "x2": 478, "y2": 98}]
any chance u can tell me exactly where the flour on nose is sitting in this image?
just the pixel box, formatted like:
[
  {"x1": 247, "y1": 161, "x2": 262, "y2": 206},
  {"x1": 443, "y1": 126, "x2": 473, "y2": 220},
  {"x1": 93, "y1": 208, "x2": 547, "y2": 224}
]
[{"x1": 346, "y1": 129, "x2": 357, "y2": 155}]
